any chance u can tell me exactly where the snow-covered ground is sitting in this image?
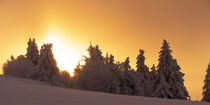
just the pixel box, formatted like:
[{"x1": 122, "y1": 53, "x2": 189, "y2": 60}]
[{"x1": 0, "y1": 75, "x2": 208, "y2": 105}]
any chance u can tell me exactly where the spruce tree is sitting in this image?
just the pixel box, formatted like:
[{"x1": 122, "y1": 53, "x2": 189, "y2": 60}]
[
  {"x1": 202, "y1": 63, "x2": 210, "y2": 102},
  {"x1": 123, "y1": 57, "x2": 131, "y2": 71},
  {"x1": 60, "y1": 70, "x2": 71, "y2": 88},
  {"x1": 72, "y1": 62, "x2": 82, "y2": 88},
  {"x1": 153, "y1": 40, "x2": 174, "y2": 98},
  {"x1": 26, "y1": 38, "x2": 39, "y2": 64},
  {"x1": 37, "y1": 43, "x2": 61, "y2": 86},
  {"x1": 153, "y1": 72, "x2": 173, "y2": 98},
  {"x1": 87, "y1": 43, "x2": 103, "y2": 62},
  {"x1": 104, "y1": 53, "x2": 121, "y2": 94},
  {"x1": 105, "y1": 53, "x2": 109, "y2": 64},
  {"x1": 75, "y1": 44, "x2": 105, "y2": 90},
  {"x1": 75, "y1": 44, "x2": 119, "y2": 93},
  {"x1": 135, "y1": 49, "x2": 151, "y2": 96},
  {"x1": 120, "y1": 57, "x2": 135, "y2": 95},
  {"x1": 150, "y1": 64, "x2": 157, "y2": 81},
  {"x1": 153, "y1": 40, "x2": 189, "y2": 99},
  {"x1": 136, "y1": 49, "x2": 150, "y2": 79},
  {"x1": 109, "y1": 54, "x2": 115, "y2": 64},
  {"x1": 170, "y1": 59, "x2": 189, "y2": 99}
]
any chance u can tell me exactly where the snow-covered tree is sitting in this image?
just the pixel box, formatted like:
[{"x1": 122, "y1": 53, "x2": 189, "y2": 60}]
[
  {"x1": 170, "y1": 59, "x2": 189, "y2": 99},
  {"x1": 26, "y1": 38, "x2": 39, "y2": 64},
  {"x1": 105, "y1": 53, "x2": 115, "y2": 65},
  {"x1": 153, "y1": 40, "x2": 173, "y2": 98},
  {"x1": 74, "y1": 44, "x2": 120, "y2": 93},
  {"x1": 153, "y1": 73, "x2": 173, "y2": 98},
  {"x1": 150, "y1": 64, "x2": 157, "y2": 81},
  {"x1": 86, "y1": 43, "x2": 103, "y2": 62},
  {"x1": 153, "y1": 40, "x2": 174, "y2": 98},
  {"x1": 136, "y1": 50, "x2": 148, "y2": 73},
  {"x1": 135, "y1": 49, "x2": 151, "y2": 96},
  {"x1": 3, "y1": 38, "x2": 39, "y2": 80},
  {"x1": 109, "y1": 54, "x2": 115, "y2": 64},
  {"x1": 119, "y1": 57, "x2": 135, "y2": 95},
  {"x1": 105, "y1": 53, "x2": 109, "y2": 64},
  {"x1": 157, "y1": 40, "x2": 173, "y2": 76},
  {"x1": 72, "y1": 62, "x2": 86, "y2": 89},
  {"x1": 202, "y1": 63, "x2": 210, "y2": 102},
  {"x1": 104, "y1": 53, "x2": 121, "y2": 94},
  {"x1": 37, "y1": 43, "x2": 61, "y2": 86},
  {"x1": 133, "y1": 70, "x2": 144, "y2": 96},
  {"x1": 3, "y1": 55, "x2": 38, "y2": 79},
  {"x1": 123, "y1": 57, "x2": 131, "y2": 71},
  {"x1": 60, "y1": 70, "x2": 71, "y2": 88},
  {"x1": 153, "y1": 40, "x2": 189, "y2": 99}
]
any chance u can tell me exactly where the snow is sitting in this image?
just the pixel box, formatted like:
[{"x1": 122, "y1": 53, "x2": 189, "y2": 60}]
[{"x1": 0, "y1": 75, "x2": 208, "y2": 105}]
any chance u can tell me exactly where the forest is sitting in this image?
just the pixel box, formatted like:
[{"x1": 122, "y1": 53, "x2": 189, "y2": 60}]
[{"x1": 2, "y1": 38, "x2": 210, "y2": 102}]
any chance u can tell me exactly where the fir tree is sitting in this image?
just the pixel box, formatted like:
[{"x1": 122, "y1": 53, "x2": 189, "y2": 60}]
[
  {"x1": 150, "y1": 64, "x2": 157, "y2": 81},
  {"x1": 104, "y1": 54, "x2": 120, "y2": 94},
  {"x1": 37, "y1": 43, "x2": 61, "y2": 86},
  {"x1": 170, "y1": 59, "x2": 189, "y2": 99},
  {"x1": 120, "y1": 57, "x2": 135, "y2": 95},
  {"x1": 60, "y1": 70, "x2": 71, "y2": 88},
  {"x1": 133, "y1": 70, "x2": 144, "y2": 96},
  {"x1": 74, "y1": 44, "x2": 105, "y2": 90},
  {"x1": 74, "y1": 44, "x2": 119, "y2": 93},
  {"x1": 153, "y1": 40, "x2": 173, "y2": 98},
  {"x1": 153, "y1": 73, "x2": 173, "y2": 98},
  {"x1": 105, "y1": 53, "x2": 109, "y2": 64},
  {"x1": 109, "y1": 54, "x2": 114, "y2": 64},
  {"x1": 202, "y1": 63, "x2": 210, "y2": 102},
  {"x1": 136, "y1": 49, "x2": 150, "y2": 79},
  {"x1": 135, "y1": 49, "x2": 151, "y2": 96},
  {"x1": 72, "y1": 62, "x2": 83, "y2": 89},
  {"x1": 104, "y1": 53, "x2": 115, "y2": 64},
  {"x1": 87, "y1": 43, "x2": 103, "y2": 61},
  {"x1": 123, "y1": 57, "x2": 131, "y2": 71},
  {"x1": 26, "y1": 38, "x2": 39, "y2": 64},
  {"x1": 153, "y1": 40, "x2": 189, "y2": 99},
  {"x1": 73, "y1": 62, "x2": 81, "y2": 82}
]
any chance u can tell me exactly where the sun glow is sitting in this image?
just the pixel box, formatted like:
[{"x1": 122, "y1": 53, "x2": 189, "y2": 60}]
[{"x1": 43, "y1": 30, "x2": 82, "y2": 76}]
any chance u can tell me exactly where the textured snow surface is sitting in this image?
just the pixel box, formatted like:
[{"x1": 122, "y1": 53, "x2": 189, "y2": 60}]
[{"x1": 0, "y1": 75, "x2": 208, "y2": 105}]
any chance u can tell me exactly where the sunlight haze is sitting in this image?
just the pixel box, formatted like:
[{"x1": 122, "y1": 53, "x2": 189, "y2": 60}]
[
  {"x1": 1, "y1": 0, "x2": 210, "y2": 100},
  {"x1": 43, "y1": 29, "x2": 87, "y2": 75}
]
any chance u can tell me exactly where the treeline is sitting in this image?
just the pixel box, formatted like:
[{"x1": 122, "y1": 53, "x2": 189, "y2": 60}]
[{"x1": 2, "y1": 38, "x2": 210, "y2": 101}]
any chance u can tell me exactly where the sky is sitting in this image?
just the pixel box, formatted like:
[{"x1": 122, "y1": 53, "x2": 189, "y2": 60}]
[{"x1": 0, "y1": 0, "x2": 210, "y2": 100}]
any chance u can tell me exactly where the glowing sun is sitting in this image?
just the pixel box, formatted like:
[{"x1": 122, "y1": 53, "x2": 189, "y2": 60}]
[{"x1": 43, "y1": 30, "x2": 82, "y2": 76}]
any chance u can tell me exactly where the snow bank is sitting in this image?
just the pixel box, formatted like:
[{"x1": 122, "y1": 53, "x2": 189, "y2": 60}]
[{"x1": 0, "y1": 75, "x2": 208, "y2": 105}]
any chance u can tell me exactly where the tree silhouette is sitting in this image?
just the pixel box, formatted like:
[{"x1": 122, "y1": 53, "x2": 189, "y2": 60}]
[
  {"x1": 153, "y1": 40, "x2": 189, "y2": 99},
  {"x1": 60, "y1": 70, "x2": 71, "y2": 88},
  {"x1": 37, "y1": 43, "x2": 61, "y2": 86},
  {"x1": 135, "y1": 49, "x2": 151, "y2": 96},
  {"x1": 170, "y1": 59, "x2": 189, "y2": 99},
  {"x1": 202, "y1": 63, "x2": 210, "y2": 102},
  {"x1": 73, "y1": 44, "x2": 120, "y2": 93},
  {"x1": 26, "y1": 38, "x2": 39, "y2": 64},
  {"x1": 150, "y1": 64, "x2": 157, "y2": 81}
]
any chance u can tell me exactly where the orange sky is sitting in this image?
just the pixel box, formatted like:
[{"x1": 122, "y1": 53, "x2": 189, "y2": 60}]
[{"x1": 1, "y1": 0, "x2": 210, "y2": 100}]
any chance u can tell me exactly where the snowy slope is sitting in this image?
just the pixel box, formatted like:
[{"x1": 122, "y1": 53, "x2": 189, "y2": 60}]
[{"x1": 0, "y1": 75, "x2": 208, "y2": 105}]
